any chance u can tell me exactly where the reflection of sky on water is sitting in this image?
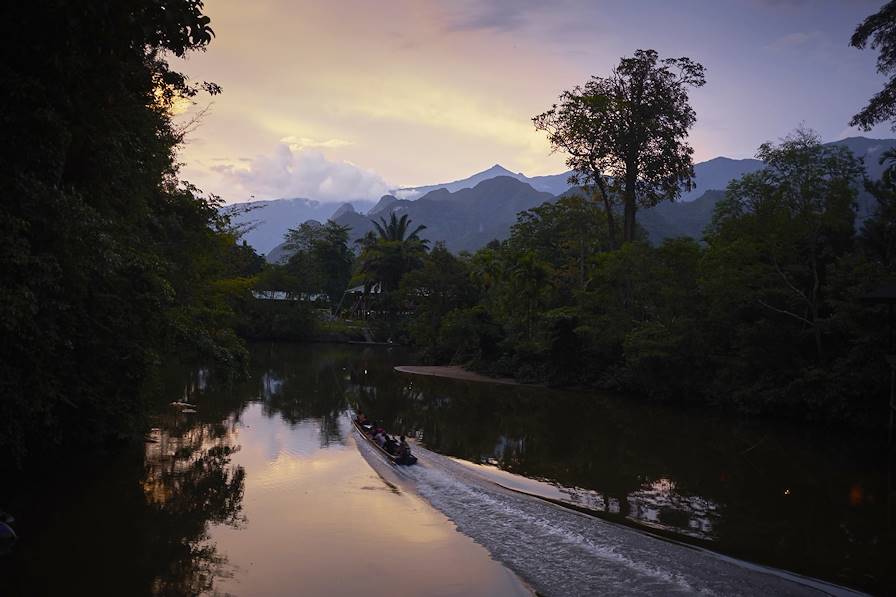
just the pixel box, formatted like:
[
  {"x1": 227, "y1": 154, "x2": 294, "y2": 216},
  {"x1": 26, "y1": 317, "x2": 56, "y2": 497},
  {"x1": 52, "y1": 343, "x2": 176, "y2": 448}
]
[
  {"x1": 243, "y1": 402, "x2": 333, "y2": 461},
  {"x1": 204, "y1": 404, "x2": 530, "y2": 597},
  {"x1": 625, "y1": 477, "x2": 719, "y2": 539}
]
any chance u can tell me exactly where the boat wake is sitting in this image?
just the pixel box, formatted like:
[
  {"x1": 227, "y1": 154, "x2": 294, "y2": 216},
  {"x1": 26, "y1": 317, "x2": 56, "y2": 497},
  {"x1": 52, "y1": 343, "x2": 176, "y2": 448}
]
[{"x1": 351, "y1": 419, "x2": 863, "y2": 597}]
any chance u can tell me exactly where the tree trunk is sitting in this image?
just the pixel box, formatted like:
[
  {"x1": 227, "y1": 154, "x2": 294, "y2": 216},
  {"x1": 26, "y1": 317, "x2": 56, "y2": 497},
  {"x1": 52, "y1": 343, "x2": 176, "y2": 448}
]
[
  {"x1": 810, "y1": 248, "x2": 824, "y2": 364},
  {"x1": 593, "y1": 183, "x2": 617, "y2": 250},
  {"x1": 624, "y1": 199, "x2": 637, "y2": 243},
  {"x1": 623, "y1": 172, "x2": 638, "y2": 243}
]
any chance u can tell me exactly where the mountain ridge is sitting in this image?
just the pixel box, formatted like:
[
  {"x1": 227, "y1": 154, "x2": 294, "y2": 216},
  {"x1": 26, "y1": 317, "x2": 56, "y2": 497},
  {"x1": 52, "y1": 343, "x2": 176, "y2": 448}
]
[{"x1": 219, "y1": 136, "x2": 896, "y2": 259}]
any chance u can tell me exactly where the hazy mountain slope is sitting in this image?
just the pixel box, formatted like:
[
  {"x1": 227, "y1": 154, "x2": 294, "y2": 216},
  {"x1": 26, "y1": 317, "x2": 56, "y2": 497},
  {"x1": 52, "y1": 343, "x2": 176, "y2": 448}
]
[
  {"x1": 641, "y1": 190, "x2": 726, "y2": 243},
  {"x1": 333, "y1": 176, "x2": 554, "y2": 253},
  {"x1": 643, "y1": 137, "x2": 896, "y2": 242},
  {"x1": 221, "y1": 198, "x2": 375, "y2": 254},
  {"x1": 397, "y1": 165, "x2": 575, "y2": 198},
  {"x1": 250, "y1": 136, "x2": 896, "y2": 258},
  {"x1": 682, "y1": 158, "x2": 763, "y2": 202}
]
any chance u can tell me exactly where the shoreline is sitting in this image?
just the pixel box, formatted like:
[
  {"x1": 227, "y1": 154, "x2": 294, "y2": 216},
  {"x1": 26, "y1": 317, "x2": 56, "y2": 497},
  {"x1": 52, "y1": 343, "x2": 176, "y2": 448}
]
[{"x1": 394, "y1": 365, "x2": 520, "y2": 385}]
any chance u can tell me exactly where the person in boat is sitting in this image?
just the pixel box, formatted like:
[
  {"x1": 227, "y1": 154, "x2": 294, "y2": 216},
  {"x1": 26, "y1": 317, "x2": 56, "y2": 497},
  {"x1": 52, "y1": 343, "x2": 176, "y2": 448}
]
[
  {"x1": 373, "y1": 429, "x2": 387, "y2": 447},
  {"x1": 356, "y1": 412, "x2": 368, "y2": 426},
  {"x1": 395, "y1": 435, "x2": 416, "y2": 464},
  {"x1": 383, "y1": 434, "x2": 398, "y2": 455}
]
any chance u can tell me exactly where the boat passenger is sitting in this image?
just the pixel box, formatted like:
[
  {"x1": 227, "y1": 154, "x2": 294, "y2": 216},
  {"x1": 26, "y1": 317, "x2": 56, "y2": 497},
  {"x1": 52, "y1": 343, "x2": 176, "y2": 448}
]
[
  {"x1": 356, "y1": 412, "x2": 368, "y2": 426},
  {"x1": 374, "y1": 431, "x2": 386, "y2": 447},
  {"x1": 398, "y1": 436, "x2": 417, "y2": 465},
  {"x1": 383, "y1": 435, "x2": 398, "y2": 454}
]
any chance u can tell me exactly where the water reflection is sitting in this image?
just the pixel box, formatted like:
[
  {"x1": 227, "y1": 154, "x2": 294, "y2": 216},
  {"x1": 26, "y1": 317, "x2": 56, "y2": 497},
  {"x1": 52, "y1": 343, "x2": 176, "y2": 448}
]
[
  {"x1": 2, "y1": 342, "x2": 893, "y2": 595},
  {"x1": 353, "y1": 365, "x2": 895, "y2": 593}
]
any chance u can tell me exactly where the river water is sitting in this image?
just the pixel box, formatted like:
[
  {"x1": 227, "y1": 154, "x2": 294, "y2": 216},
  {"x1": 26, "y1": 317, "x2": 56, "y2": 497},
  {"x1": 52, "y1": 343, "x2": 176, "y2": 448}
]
[{"x1": 1, "y1": 342, "x2": 893, "y2": 595}]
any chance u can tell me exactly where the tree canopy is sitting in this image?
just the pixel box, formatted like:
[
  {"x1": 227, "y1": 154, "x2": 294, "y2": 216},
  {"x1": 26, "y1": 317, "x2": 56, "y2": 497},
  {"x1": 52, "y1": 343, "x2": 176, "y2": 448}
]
[
  {"x1": 356, "y1": 213, "x2": 429, "y2": 292},
  {"x1": 851, "y1": 1, "x2": 896, "y2": 130},
  {"x1": 0, "y1": 0, "x2": 259, "y2": 463},
  {"x1": 533, "y1": 49, "x2": 706, "y2": 245}
]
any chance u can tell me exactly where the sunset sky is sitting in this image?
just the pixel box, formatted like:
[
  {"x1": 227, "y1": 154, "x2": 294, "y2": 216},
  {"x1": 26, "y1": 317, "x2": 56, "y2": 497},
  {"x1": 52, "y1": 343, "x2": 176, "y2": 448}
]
[{"x1": 174, "y1": 0, "x2": 893, "y2": 204}]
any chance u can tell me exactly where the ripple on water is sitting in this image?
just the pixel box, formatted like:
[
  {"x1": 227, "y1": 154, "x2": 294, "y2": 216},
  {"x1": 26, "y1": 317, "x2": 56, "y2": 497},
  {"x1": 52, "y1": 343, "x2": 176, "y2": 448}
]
[{"x1": 365, "y1": 442, "x2": 862, "y2": 597}]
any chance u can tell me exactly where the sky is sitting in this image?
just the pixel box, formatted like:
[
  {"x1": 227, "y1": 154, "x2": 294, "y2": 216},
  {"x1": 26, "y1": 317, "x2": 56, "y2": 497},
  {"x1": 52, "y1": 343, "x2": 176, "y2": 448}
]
[{"x1": 173, "y1": 0, "x2": 895, "y2": 203}]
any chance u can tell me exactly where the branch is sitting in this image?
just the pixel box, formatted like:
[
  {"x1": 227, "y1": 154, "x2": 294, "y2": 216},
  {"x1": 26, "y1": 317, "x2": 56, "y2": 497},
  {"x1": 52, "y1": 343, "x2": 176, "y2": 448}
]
[
  {"x1": 770, "y1": 256, "x2": 811, "y2": 307},
  {"x1": 757, "y1": 299, "x2": 814, "y2": 327}
]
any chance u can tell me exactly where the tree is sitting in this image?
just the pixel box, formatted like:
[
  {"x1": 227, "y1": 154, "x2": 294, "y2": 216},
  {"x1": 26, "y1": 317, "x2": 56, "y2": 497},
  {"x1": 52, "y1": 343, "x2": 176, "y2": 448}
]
[
  {"x1": 509, "y1": 195, "x2": 610, "y2": 294},
  {"x1": 283, "y1": 221, "x2": 325, "y2": 254},
  {"x1": 0, "y1": 0, "x2": 246, "y2": 463},
  {"x1": 861, "y1": 152, "x2": 896, "y2": 267},
  {"x1": 371, "y1": 212, "x2": 427, "y2": 242},
  {"x1": 280, "y1": 221, "x2": 352, "y2": 305},
  {"x1": 850, "y1": 1, "x2": 896, "y2": 130},
  {"x1": 312, "y1": 222, "x2": 354, "y2": 306},
  {"x1": 706, "y1": 129, "x2": 863, "y2": 364},
  {"x1": 401, "y1": 244, "x2": 478, "y2": 358},
  {"x1": 356, "y1": 213, "x2": 429, "y2": 292},
  {"x1": 533, "y1": 49, "x2": 706, "y2": 245}
]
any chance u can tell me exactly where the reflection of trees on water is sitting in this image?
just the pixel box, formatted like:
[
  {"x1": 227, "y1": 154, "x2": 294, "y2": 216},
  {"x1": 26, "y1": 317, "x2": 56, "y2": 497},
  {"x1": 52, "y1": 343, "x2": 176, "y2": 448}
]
[
  {"x1": 350, "y1": 369, "x2": 892, "y2": 585},
  {"x1": 142, "y1": 376, "x2": 246, "y2": 596},
  {"x1": 248, "y1": 342, "x2": 380, "y2": 446}
]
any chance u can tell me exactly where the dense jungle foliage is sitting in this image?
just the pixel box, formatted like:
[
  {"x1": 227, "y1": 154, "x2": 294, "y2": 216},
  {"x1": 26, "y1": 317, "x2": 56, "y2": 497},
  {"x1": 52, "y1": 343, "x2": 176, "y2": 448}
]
[
  {"x1": 0, "y1": 1, "x2": 263, "y2": 463},
  {"x1": 338, "y1": 130, "x2": 896, "y2": 425}
]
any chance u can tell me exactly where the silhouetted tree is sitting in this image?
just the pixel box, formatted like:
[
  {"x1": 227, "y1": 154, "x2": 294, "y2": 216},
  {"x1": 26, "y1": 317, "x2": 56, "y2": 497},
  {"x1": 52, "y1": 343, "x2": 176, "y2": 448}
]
[
  {"x1": 356, "y1": 214, "x2": 429, "y2": 292},
  {"x1": 851, "y1": 1, "x2": 896, "y2": 130},
  {"x1": 533, "y1": 49, "x2": 706, "y2": 245}
]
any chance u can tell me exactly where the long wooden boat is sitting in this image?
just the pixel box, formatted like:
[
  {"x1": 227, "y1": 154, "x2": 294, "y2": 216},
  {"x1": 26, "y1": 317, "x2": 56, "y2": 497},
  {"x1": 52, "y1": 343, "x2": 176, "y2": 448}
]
[{"x1": 350, "y1": 413, "x2": 417, "y2": 465}]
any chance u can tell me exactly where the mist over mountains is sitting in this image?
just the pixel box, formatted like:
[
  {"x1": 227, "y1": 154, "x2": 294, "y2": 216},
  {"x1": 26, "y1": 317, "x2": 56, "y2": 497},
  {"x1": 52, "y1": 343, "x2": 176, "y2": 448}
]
[
  {"x1": 224, "y1": 136, "x2": 896, "y2": 260},
  {"x1": 221, "y1": 197, "x2": 375, "y2": 254}
]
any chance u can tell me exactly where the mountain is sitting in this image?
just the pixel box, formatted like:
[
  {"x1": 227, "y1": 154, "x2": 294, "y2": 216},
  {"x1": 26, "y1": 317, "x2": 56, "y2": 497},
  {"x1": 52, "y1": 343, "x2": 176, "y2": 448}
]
[
  {"x1": 395, "y1": 158, "x2": 764, "y2": 203},
  {"x1": 683, "y1": 157, "x2": 763, "y2": 202},
  {"x1": 396, "y1": 164, "x2": 575, "y2": 198},
  {"x1": 640, "y1": 190, "x2": 727, "y2": 243},
  {"x1": 335, "y1": 176, "x2": 555, "y2": 252},
  {"x1": 641, "y1": 137, "x2": 896, "y2": 243},
  {"x1": 832, "y1": 136, "x2": 895, "y2": 180},
  {"x1": 221, "y1": 197, "x2": 375, "y2": 255},
  {"x1": 248, "y1": 136, "x2": 896, "y2": 259}
]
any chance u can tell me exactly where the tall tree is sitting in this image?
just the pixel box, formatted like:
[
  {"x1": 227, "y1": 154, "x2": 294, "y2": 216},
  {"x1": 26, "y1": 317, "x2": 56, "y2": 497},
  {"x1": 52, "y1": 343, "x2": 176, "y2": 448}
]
[
  {"x1": 706, "y1": 129, "x2": 863, "y2": 364},
  {"x1": 533, "y1": 49, "x2": 705, "y2": 245},
  {"x1": 371, "y1": 212, "x2": 427, "y2": 242},
  {"x1": 850, "y1": 1, "x2": 896, "y2": 130},
  {"x1": 311, "y1": 221, "x2": 354, "y2": 306},
  {"x1": 356, "y1": 213, "x2": 429, "y2": 292}
]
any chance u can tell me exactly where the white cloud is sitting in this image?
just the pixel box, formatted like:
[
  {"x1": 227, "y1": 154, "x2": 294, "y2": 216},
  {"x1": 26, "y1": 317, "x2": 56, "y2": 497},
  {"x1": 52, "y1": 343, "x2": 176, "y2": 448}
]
[
  {"x1": 279, "y1": 135, "x2": 354, "y2": 150},
  {"x1": 213, "y1": 143, "x2": 391, "y2": 201}
]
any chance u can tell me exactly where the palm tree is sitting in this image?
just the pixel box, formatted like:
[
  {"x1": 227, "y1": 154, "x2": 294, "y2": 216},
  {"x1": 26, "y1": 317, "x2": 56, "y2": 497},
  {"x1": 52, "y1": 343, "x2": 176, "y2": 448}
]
[
  {"x1": 371, "y1": 213, "x2": 427, "y2": 242},
  {"x1": 356, "y1": 213, "x2": 429, "y2": 292}
]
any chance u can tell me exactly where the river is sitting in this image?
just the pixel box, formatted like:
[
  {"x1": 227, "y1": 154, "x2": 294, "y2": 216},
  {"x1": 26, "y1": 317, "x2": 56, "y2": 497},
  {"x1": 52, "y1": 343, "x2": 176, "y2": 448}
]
[{"x1": 1, "y1": 342, "x2": 893, "y2": 595}]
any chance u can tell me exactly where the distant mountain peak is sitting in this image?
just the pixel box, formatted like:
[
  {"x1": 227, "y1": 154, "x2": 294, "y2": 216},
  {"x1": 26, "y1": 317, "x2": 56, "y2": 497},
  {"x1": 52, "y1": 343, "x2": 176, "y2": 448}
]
[
  {"x1": 368, "y1": 195, "x2": 399, "y2": 215},
  {"x1": 331, "y1": 203, "x2": 356, "y2": 219},
  {"x1": 474, "y1": 175, "x2": 530, "y2": 190},
  {"x1": 484, "y1": 163, "x2": 513, "y2": 174}
]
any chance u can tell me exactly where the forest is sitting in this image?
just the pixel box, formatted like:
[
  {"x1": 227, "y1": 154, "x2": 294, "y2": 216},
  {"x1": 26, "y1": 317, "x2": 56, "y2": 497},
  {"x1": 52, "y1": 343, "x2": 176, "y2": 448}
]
[{"x1": 2, "y1": 0, "x2": 896, "y2": 466}]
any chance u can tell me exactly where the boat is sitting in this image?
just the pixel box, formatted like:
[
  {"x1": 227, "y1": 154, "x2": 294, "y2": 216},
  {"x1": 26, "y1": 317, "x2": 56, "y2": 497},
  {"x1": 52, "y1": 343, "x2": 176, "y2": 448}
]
[{"x1": 350, "y1": 413, "x2": 417, "y2": 465}]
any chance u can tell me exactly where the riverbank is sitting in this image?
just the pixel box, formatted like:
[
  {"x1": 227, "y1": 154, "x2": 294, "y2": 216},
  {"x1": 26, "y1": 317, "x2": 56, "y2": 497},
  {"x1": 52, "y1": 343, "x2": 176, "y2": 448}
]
[{"x1": 395, "y1": 365, "x2": 520, "y2": 385}]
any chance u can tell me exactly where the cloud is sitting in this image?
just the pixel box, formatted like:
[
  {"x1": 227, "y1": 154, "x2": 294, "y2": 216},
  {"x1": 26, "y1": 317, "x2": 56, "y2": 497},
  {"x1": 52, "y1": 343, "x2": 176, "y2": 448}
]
[
  {"x1": 279, "y1": 135, "x2": 354, "y2": 150},
  {"x1": 213, "y1": 143, "x2": 391, "y2": 201},
  {"x1": 444, "y1": 0, "x2": 545, "y2": 31}
]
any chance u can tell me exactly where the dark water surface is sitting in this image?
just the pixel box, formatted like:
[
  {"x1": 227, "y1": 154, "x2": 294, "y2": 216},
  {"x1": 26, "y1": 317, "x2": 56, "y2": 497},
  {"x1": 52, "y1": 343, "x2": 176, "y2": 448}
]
[{"x1": 1, "y1": 342, "x2": 894, "y2": 595}]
